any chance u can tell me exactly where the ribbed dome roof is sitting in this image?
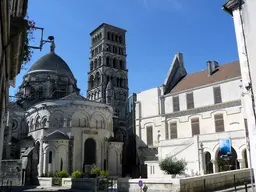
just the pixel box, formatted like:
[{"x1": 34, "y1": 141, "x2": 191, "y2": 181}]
[{"x1": 28, "y1": 52, "x2": 74, "y2": 77}]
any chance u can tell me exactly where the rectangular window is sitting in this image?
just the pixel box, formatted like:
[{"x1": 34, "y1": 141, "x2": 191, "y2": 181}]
[
  {"x1": 214, "y1": 114, "x2": 224, "y2": 132},
  {"x1": 173, "y1": 96, "x2": 180, "y2": 112},
  {"x1": 170, "y1": 122, "x2": 177, "y2": 139},
  {"x1": 244, "y1": 118, "x2": 248, "y2": 137},
  {"x1": 191, "y1": 118, "x2": 200, "y2": 136},
  {"x1": 147, "y1": 126, "x2": 153, "y2": 146},
  {"x1": 165, "y1": 125, "x2": 169, "y2": 140},
  {"x1": 186, "y1": 93, "x2": 194, "y2": 109},
  {"x1": 213, "y1": 86, "x2": 222, "y2": 104}
]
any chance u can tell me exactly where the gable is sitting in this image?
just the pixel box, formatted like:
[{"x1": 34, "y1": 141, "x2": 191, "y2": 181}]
[
  {"x1": 60, "y1": 92, "x2": 87, "y2": 101},
  {"x1": 164, "y1": 53, "x2": 187, "y2": 94}
]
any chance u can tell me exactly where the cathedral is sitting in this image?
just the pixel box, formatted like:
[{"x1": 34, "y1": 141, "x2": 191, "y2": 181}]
[{"x1": 3, "y1": 23, "x2": 129, "y2": 184}]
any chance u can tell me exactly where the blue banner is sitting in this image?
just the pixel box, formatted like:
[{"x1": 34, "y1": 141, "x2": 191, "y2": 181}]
[{"x1": 219, "y1": 139, "x2": 231, "y2": 156}]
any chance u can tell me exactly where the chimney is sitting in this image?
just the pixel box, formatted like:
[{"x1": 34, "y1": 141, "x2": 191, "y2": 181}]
[{"x1": 207, "y1": 61, "x2": 219, "y2": 76}]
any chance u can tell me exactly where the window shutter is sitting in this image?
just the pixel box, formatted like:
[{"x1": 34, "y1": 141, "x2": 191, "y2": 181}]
[
  {"x1": 147, "y1": 126, "x2": 153, "y2": 145},
  {"x1": 244, "y1": 118, "x2": 249, "y2": 137},
  {"x1": 213, "y1": 87, "x2": 222, "y2": 104},
  {"x1": 186, "y1": 93, "x2": 194, "y2": 109},
  {"x1": 191, "y1": 118, "x2": 200, "y2": 136},
  {"x1": 214, "y1": 114, "x2": 224, "y2": 132},
  {"x1": 173, "y1": 96, "x2": 180, "y2": 112},
  {"x1": 165, "y1": 125, "x2": 169, "y2": 140},
  {"x1": 170, "y1": 122, "x2": 177, "y2": 139}
]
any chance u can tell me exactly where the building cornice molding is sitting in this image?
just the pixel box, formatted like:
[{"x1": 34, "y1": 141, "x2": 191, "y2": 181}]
[
  {"x1": 136, "y1": 100, "x2": 241, "y2": 121},
  {"x1": 222, "y1": 0, "x2": 244, "y2": 15}
]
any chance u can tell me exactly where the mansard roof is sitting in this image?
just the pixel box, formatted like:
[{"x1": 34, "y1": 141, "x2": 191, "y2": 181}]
[{"x1": 170, "y1": 60, "x2": 241, "y2": 94}]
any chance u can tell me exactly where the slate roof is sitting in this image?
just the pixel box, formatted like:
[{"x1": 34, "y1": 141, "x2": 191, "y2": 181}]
[
  {"x1": 44, "y1": 130, "x2": 69, "y2": 140},
  {"x1": 28, "y1": 52, "x2": 74, "y2": 77},
  {"x1": 170, "y1": 61, "x2": 241, "y2": 93}
]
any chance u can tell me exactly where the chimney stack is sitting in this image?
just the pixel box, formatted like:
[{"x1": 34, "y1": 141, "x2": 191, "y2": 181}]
[{"x1": 207, "y1": 61, "x2": 219, "y2": 76}]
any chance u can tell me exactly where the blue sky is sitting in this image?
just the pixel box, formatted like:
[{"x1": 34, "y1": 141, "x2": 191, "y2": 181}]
[{"x1": 10, "y1": 0, "x2": 238, "y2": 97}]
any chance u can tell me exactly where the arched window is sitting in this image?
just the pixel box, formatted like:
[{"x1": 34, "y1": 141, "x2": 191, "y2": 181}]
[
  {"x1": 95, "y1": 72, "x2": 100, "y2": 86},
  {"x1": 49, "y1": 151, "x2": 52, "y2": 164},
  {"x1": 99, "y1": 56, "x2": 102, "y2": 65},
  {"x1": 90, "y1": 75, "x2": 94, "y2": 89},
  {"x1": 117, "y1": 78, "x2": 120, "y2": 87},
  {"x1": 111, "y1": 33, "x2": 114, "y2": 41},
  {"x1": 106, "y1": 57, "x2": 110, "y2": 66},
  {"x1": 30, "y1": 120, "x2": 34, "y2": 131},
  {"x1": 94, "y1": 59, "x2": 97, "y2": 69},
  {"x1": 113, "y1": 58, "x2": 117, "y2": 68},
  {"x1": 35, "y1": 116, "x2": 40, "y2": 129},
  {"x1": 107, "y1": 32, "x2": 110, "y2": 40},
  {"x1": 119, "y1": 60, "x2": 123, "y2": 69},
  {"x1": 60, "y1": 158, "x2": 63, "y2": 171}
]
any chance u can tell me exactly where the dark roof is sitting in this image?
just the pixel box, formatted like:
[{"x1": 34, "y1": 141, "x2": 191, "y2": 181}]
[
  {"x1": 44, "y1": 131, "x2": 69, "y2": 140},
  {"x1": 28, "y1": 52, "x2": 74, "y2": 77},
  {"x1": 170, "y1": 61, "x2": 241, "y2": 93},
  {"x1": 90, "y1": 23, "x2": 127, "y2": 35}
]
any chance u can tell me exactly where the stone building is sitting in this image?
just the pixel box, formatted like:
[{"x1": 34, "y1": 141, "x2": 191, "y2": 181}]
[
  {"x1": 86, "y1": 23, "x2": 131, "y2": 175},
  {"x1": 135, "y1": 53, "x2": 248, "y2": 178},
  {"x1": 3, "y1": 40, "x2": 123, "y2": 184},
  {"x1": 0, "y1": 0, "x2": 28, "y2": 167},
  {"x1": 222, "y1": 0, "x2": 256, "y2": 180}
]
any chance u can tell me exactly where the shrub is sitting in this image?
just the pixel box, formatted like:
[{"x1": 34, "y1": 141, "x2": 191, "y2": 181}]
[
  {"x1": 100, "y1": 170, "x2": 109, "y2": 177},
  {"x1": 159, "y1": 157, "x2": 187, "y2": 175},
  {"x1": 71, "y1": 171, "x2": 83, "y2": 178},
  {"x1": 90, "y1": 168, "x2": 101, "y2": 176},
  {"x1": 55, "y1": 170, "x2": 69, "y2": 178}
]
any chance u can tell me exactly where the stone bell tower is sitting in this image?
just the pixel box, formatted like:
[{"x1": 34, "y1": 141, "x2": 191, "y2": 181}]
[{"x1": 86, "y1": 23, "x2": 128, "y2": 141}]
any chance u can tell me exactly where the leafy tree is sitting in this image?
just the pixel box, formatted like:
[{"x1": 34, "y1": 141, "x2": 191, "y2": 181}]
[{"x1": 159, "y1": 157, "x2": 187, "y2": 175}]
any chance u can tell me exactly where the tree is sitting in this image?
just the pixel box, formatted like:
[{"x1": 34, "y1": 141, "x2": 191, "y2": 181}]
[{"x1": 159, "y1": 157, "x2": 187, "y2": 175}]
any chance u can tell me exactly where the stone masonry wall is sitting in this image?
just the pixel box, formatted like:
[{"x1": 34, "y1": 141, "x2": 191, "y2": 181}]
[{"x1": 0, "y1": 160, "x2": 22, "y2": 186}]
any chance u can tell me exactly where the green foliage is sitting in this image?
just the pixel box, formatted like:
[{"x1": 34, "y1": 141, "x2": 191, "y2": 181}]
[
  {"x1": 100, "y1": 170, "x2": 109, "y2": 177},
  {"x1": 159, "y1": 157, "x2": 187, "y2": 175},
  {"x1": 22, "y1": 16, "x2": 35, "y2": 67},
  {"x1": 90, "y1": 168, "x2": 101, "y2": 176},
  {"x1": 55, "y1": 170, "x2": 69, "y2": 178},
  {"x1": 71, "y1": 170, "x2": 83, "y2": 178}
]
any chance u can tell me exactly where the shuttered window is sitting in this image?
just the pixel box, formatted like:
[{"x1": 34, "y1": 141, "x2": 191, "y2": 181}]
[
  {"x1": 191, "y1": 118, "x2": 200, "y2": 136},
  {"x1": 213, "y1": 86, "x2": 222, "y2": 104},
  {"x1": 147, "y1": 126, "x2": 153, "y2": 146},
  {"x1": 165, "y1": 125, "x2": 169, "y2": 140},
  {"x1": 214, "y1": 114, "x2": 224, "y2": 132},
  {"x1": 186, "y1": 93, "x2": 194, "y2": 109},
  {"x1": 244, "y1": 118, "x2": 249, "y2": 137},
  {"x1": 170, "y1": 122, "x2": 178, "y2": 139},
  {"x1": 173, "y1": 96, "x2": 180, "y2": 112}
]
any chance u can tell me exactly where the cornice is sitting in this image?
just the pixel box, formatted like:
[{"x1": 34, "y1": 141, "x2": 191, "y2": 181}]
[
  {"x1": 136, "y1": 100, "x2": 241, "y2": 121},
  {"x1": 222, "y1": 0, "x2": 243, "y2": 15}
]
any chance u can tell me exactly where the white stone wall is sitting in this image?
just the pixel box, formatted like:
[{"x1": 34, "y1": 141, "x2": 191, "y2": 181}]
[
  {"x1": 135, "y1": 77, "x2": 247, "y2": 177},
  {"x1": 231, "y1": 0, "x2": 256, "y2": 180}
]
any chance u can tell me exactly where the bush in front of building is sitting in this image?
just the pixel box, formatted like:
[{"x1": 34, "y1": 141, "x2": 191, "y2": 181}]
[
  {"x1": 71, "y1": 170, "x2": 84, "y2": 178},
  {"x1": 159, "y1": 157, "x2": 187, "y2": 175},
  {"x1": 55, "y1": 170, "x2": 69, "y2": 178},
  {"x1": 100, "y1": 170, "x2": 109, "y2": 177}
]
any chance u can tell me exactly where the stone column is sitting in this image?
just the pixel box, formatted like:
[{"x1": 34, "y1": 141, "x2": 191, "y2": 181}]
[
  {"x1": 38, "y1": 140, "x2": 44, "y2": 176},
  {"x1": 211, "y1": 160, "x2": 217, "y2": 173},
  {"x1": 43, "y1": 152, "x2": 47, "y2": 175},
  {"x1": 237, "y1": 159, "x2": 244, "y2": 169},
  {"x1": 199, "y1": 143, "x2": 205, "y2": 175}
]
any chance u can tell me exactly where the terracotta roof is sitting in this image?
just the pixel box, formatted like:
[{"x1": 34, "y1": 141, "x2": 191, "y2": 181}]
[{"x1": 170, "y1": 61, "x2": 241, "y2": 93}]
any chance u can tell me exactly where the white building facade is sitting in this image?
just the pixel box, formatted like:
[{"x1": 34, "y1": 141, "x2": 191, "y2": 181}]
[
  {"x1": 222, "y1": 0, "x2": 256, "y2": 180},
  {"x1": 135, "y1": 53, "x2": 248, "y2": 177}
]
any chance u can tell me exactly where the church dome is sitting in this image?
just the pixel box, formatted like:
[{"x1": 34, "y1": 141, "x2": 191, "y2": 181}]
[{"x1": 27, "y1": 52, "x2": 74, "y2": 78}]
